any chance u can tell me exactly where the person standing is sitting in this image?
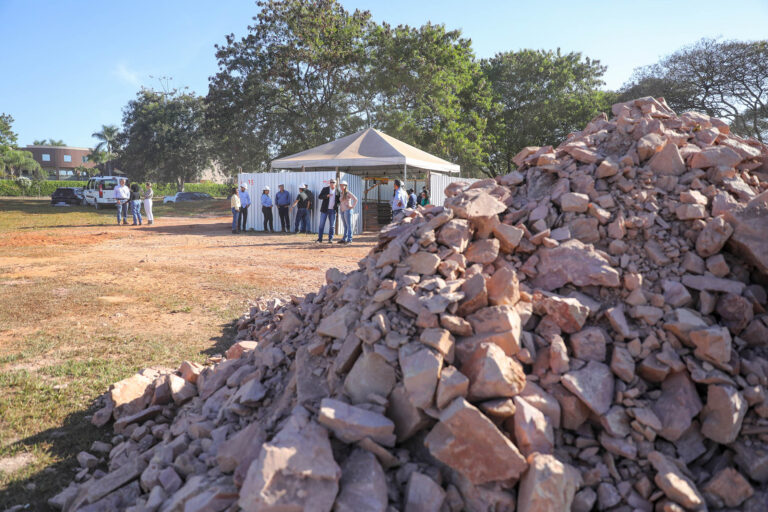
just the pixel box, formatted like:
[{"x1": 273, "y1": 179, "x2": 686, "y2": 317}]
[
  {"x1": 391, "y1": 179, "x2": 408, "y2": 219},
  {"x1": 275, "y1": 184, "x2": 291, "y2": 233},
  {"x1": 261, "y1": 186, "x2": 275, "y2": 232},
  {"x1": 129, "y1": 183, "x2": 143, "y2": 225},
  {"x1": 292, "y1": 183, "x2": 311, "y2": 234},
  {"x1": 230, "y1": 187, "x2": 241, "y2": 233},
  {"x1": 419, "y1": 190, "x2": 430, "y2": 206},
  {"x1": 338, "y1": 180, "x2": 358, "y2": 244},
  {"x1": 238, "y1": 184, "x2": 251, "y2": 233},
  {"x1": 143, "y1": 182, "x2": 154, "y2": 225},
  {"x1": 407, "y1": 188, "x2": 417, "y2": 208},
  {"x1": 316, "y1": 178, "x2": 338, "y2": 243},
  {"x1": 113, "y1": 178, "x2": 130, "y2": 225}
]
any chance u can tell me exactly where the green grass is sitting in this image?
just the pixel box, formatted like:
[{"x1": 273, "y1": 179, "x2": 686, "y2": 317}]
[{"x1": 0, "y1": 197, "x2": 229, "y2": 233}]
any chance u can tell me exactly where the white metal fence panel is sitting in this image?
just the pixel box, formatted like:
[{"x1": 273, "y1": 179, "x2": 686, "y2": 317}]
[
  {"x1": 339, "y1": 171, "x2": 364, "y2": 234},
  {"x1": 429, "y1": 172, "x2": 479, "y2": 207},
  {"x1": 238, "y1": 171, "x2": 337, "y2": 233}
]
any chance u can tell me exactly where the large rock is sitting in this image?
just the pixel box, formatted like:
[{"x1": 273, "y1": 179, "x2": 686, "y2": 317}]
[
  {"x1": 424, "y1": 397, "x2": 527, "y2": 484},
  {"x1": 703, "y1": 467, "x2": 754, "y2": 508},
  {"x1": 403, "y1": 472, "x2": 446, "y2": 512},
  {"x1": 652, "y1": 371, "x2": 703, "y2": 442},
  {"x1": 690, "y1": 326, "x2": 732, "y2": 364},
  {"x1": 444, "y1": 188, "x2": 507, "y2": 220},
  {"x1": 109, "y1": 374, "x2": 154, "y2": 419},
  {"x1": 386, "y1": 384, "x2": 432, "y2": 442},
  {"x1": 68, "y1": 458, "x2": 147, "y2": 511},
  {"x1": 437, "y1": 219, "x2": 472, "y2": 252},
  {"x1": 216, "y1": 422, "x2": 265, "y2": 474},
  {"x1": 318, "y1": 398, "x2": 395, "y2": 446},
  {"x1": 466, "y1": 305, "x2": 522, "y2": 356},
  {"x1": 647, "y1": 451, "x2": 705, "y2": 510},
  {"x1": 486, "y1": 266, "x2": 520, "y2": 306},
  {"x1": 399, "y1": 346, "x2": 443, "y2": 409},
  {"x1": 532, "y1": 240, "x2": 621, "y2": 291},
  {"x1": 723, "y1": 191, "x2": 768, "y2": 275},
  {"x1": 317, "y1": 304, "x2": 355, "y2": 339},
  {"x1": 334, "y1": 449, "x2": 388, "y2": 512},
  {"x1": 517, "y1": 453, "x2": 582, "y2": 512},
  {"x1": 461, "y1": 342, "x2": 526, "y2": 400},
  {"x1": 535, "y1": 293, "x2": 589, "y2": 334},
  {"x1": 568, "y1": 327, "x2": 607, "y2": 362},
  {"x1": 344, "y1": 352, "x2": 396, "y2": 404},
  {"x1": 405, "y1": 251, "x2": 442, "y2": 275},
  {"x1": 695, "y1": 216, "x2": 734, "y2": 258},
  {"x1": 239, "y1": 411, "x2": 340, "y2": 512},
  {"x1": 689, "y1": 145, "x2": 742, "y2": 168},
  {"x1": 700, "y1": 384, "x2": 747, "y2": 444},
  {"x1": 512, "y1": 396, "x2": 554, "y2": 456},
  {"x1": 465, "y1": 238, "x2": 500, "y2": 264},
  {"x1": 561, "y1": 361, "x2": 614, "y2": 415},
  {"x1": 649, "y1": 140, "x2": 686, "y2": 175},
  {"x1": 457, "y1": 273, "x2": 488, "y2": 316},
  {"x1": 493, "y1": 223, "x2": 525, "y2": 253}
]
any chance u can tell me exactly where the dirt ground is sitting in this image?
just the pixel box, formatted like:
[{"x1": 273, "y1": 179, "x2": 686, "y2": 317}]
[{"x1": 0, "y1": 199, "x2": 374, "y2": 509}]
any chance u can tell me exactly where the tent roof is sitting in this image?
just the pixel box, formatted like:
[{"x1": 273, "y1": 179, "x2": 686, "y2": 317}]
[{"x1": 270, "y1": 128, "x2": 460, "y2": 174}]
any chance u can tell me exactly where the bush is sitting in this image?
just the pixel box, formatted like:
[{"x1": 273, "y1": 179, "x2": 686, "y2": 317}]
[{"x1": 0, "y1": 179, "x2": 230, "y2": 198}]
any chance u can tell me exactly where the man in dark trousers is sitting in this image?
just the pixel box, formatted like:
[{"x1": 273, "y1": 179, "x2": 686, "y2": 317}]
[
  {"x1": 238, "y1": 184, "x2": 251, "y2": 232},
  {"x1": 275, "y1": 184, "x2": 291, "y2": 233},
  {"x1": 292, "y1": 183, "x2": 312, "y2": 234},
  {"x1": 316, "y1": 178, "x2": 339, "y2": 243}
]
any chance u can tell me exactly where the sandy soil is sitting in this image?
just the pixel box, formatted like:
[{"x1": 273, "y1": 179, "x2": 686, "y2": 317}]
[{"x1": 0, "y1": 215, "x2": 374, "y2": 353}]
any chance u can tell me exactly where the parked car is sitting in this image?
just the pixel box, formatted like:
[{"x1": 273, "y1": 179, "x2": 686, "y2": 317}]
[
  {"x1": 163, "y1": 192, "x2": 214, "y2": 203},
  {"x1": 51, "y1": 187, "x2": 84, "y2": 205},
  {"x1": 82, "y1": 176, "x2": 130, "y2": 209}
]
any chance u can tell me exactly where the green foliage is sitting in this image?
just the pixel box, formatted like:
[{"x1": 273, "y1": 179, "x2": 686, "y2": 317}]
[
  {"x1": 119, "y1": 89, "x2": 210, "y2": 192},
  {"x1": 91, "y1": 125, "x2": 119, "y2": 173},
  {"x1": 33, "y1": 139, "x2": 66, "y2": 146},
  {"x1": 0, "y1": 180, "x2": 229, "y2": 197},
  {"x1": 1, "y1": 114, "x2": 19, "y2": 147},
  {"x1": 367, "y1": 23, "x2": 494, "y2": 176},
  {"x1": 206, "y1": 0, "x2": 490, "y2": 175},
  {"x1": 206, "y1": 0, "x2": 372, "y2": 172},
  {"x1": 482, "y1": 49, "x2": 615, "y2": 176},
  {"x1": 620, "y1": 38, "x2": 768, "y2": 142}
]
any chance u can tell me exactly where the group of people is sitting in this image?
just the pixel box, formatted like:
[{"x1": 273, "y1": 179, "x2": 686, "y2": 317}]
[
  {"x1": 113, "y1": 178, "x2": 154, "y2": 226},
  {"x1": 230, "y1": 178, "x2": 429, "y2": 243}
]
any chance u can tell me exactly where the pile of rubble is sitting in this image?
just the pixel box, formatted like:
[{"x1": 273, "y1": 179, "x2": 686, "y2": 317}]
[{"x1": 50, "y1": 96, "x2": 768, "y2": 512}]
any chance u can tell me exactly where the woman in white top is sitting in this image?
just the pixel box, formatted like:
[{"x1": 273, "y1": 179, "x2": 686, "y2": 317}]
[
  {"x1": 143, "y1": 183, "x2": 154, "y2": 225},
  {"x1": 338, "y1": 180, "x2": 358, "y2": 244}
]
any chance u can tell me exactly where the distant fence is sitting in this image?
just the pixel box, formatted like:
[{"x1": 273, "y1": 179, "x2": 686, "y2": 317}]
[{"x1": 0, "y1": 180, "x2": 231, "y2": 198}]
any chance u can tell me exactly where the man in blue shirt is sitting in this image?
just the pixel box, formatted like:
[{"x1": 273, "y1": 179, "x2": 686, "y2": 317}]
[
  {"x1": 275, "y1": 184, "x2": 291, "y2": 233},
  {"x1": 392, "y1": 179, "x2": 408, "y2": 220},
  {"x1": 261, "y1": 186, "x2": 274, "y2": 232},
  {"x1": 238, "y1": 184, "x2": 251, "y2": 233}
]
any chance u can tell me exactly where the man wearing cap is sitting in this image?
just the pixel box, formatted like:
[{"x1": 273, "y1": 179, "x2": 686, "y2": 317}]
[
  {"x1": 316, "y1": 178, "x2": 338, "y2": 243},
  {"x1": 261, "y1": 186, "x2": 274, "y2": 232},
  {"x1": 392, "y1": 179, "x2": 408, "y2": 220},
  {"x1": 238, "y1": 184, "x2": 251, "y2": 233},
  {"x1": 275, "y1": 184, "x2": 291, "y2": 233},
  {"x1": 292, "y1": 183, "x2": 312, "y2": 234}
]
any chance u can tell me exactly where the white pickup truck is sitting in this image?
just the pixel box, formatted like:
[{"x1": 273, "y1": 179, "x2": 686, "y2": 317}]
[{"x1": 83, "y1": 176, "x2": 130, "y2": 209}]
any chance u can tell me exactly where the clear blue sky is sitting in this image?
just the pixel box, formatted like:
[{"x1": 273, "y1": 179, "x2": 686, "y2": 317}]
[{"x1": 2, "y1": 0, "x2": 767, "y2": 148}]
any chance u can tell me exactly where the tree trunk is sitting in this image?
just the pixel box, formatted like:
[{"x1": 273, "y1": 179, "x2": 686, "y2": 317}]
[{"x1": 176, "y1": 176, "x2": 185, "y2": 193}]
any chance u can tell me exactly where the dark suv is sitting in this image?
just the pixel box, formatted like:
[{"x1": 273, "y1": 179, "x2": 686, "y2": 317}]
[{"x1": 51, "y1": 187, "x2": 84, "y2": 205}]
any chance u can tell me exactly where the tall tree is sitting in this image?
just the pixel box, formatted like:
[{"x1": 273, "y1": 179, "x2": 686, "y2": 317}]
[
  {"x1": 118, "y1": 88, "x2": 210, "y2": 192},
  {"x1": 482, "y1": 49, "x2": 614, "y2": 176},
  {"x1": 620, "y1": 38, "x2": 768, "y2": 142},
  {"x1": 206, "y1": 0, "x2": 372, "y2": 172},
  {"x1": 367, "y1": 23, "x2": 494, "y2": 176},
  {"x1": 91, "y1": 124, "x2": 120, "y2": 173},
  {"x1": 0, "y1": 114, "x2": 42, "y2": 178}
]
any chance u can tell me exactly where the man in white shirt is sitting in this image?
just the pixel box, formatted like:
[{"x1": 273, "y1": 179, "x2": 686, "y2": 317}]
[
  {"x1": 113, "y1": 179, "x2": 130, "y2": 225},
  {"x1": 391, "y1": 179, "x2": 408, "y2": 220}
]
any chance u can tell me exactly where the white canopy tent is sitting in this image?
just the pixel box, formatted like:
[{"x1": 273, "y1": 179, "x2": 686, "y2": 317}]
[{"x1": 270, "y1": 127, "x2": 460, "y2": 177}]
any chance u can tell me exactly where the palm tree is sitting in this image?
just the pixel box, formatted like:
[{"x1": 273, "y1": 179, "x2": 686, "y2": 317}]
[{"x1": 91, "y1": 125, "x2": 119, "y2": 174}]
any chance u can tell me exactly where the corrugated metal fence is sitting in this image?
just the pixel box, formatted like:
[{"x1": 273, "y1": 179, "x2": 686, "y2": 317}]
[
  {"x1": 238, "y1": 171, "x2": 363, "y2": 234},
  {"x1": 429, "y1": 172, "x2": 479, "y2": 207}
]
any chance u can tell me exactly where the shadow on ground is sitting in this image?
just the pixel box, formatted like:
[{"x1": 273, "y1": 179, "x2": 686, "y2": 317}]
[{"x1": 0, "y1": 320, "x2": 241, "y2": 511}]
